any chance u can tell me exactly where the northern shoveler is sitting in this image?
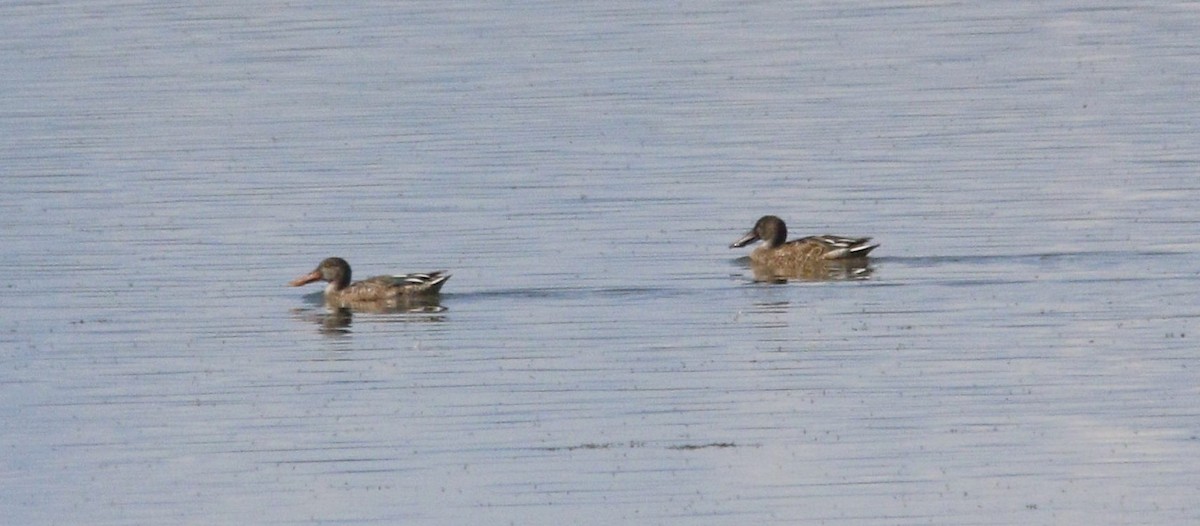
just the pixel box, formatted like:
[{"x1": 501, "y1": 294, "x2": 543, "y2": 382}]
[
  {"x1": 289, "y1": 257, "x2": 449, "y2": 305},
  {"x1": 730, "y1": 215, "x2": 878, "y2": 265}
]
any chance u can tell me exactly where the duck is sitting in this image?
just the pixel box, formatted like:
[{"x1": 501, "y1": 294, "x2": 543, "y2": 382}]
[
  {"x1": 730, "y1": 215, "x2": 878, "y2": 265},
  {"x1": 289, "y1": 257, "x2": 449, "y2": 305}
]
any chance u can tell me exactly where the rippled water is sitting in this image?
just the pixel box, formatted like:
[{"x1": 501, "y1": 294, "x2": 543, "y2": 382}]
[{"x1": 3, "y1": 1, "x2": 1199, "y2": 524}]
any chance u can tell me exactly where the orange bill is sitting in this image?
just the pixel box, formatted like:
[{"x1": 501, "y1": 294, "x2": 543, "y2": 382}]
[{"x1": 289, "y1": 270, "x2": 322, "y2": 287}]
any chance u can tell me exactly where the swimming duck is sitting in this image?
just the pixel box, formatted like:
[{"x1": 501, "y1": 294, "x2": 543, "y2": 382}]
[
  {"x1": 730, "y1": 215, "x2": 878, "y2": 265},
  {"x1": 289, "y1": 257, "x2": 449, "y2": 304}
]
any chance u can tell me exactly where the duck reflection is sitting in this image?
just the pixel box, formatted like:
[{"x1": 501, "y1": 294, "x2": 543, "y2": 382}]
[
  {"x1": 746, "y1": 257, "x2": 874, "y2": 283},
  {"x1": 292, "y1": 296, "x2": 447, "y2": 335},
  {"x1": 315, "y1": 307, "x2": 355, "y2": 335}
]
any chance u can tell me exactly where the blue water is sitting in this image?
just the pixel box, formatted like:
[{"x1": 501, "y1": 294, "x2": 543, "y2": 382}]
[{"x1": 2, "y1": 1, "x2": 1199, "y2": 524}]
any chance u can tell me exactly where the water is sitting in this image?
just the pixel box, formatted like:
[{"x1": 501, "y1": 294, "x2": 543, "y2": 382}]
[{"x1": 3, "y1": 1, "x2": 1199, "y2": 524}]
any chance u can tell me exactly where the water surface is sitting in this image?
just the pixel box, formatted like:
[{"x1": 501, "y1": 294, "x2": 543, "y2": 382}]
[{"x1": 2, "y1": 1, "x2": 1199, "y2": 524}]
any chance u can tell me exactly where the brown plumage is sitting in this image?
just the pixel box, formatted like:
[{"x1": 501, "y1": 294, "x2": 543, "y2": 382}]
[
  {"x1": 730, "y1": 215, "x2": 878, "y2": 265},
  {"x1": 289, "y1": 257, "x2": 449, "y2": 305}
]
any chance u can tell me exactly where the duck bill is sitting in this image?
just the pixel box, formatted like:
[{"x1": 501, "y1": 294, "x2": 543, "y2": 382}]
[
  {"x1": 289, "y1": 270, "x2": 322, "y2": 287},
  {"x1": 729, "y1": 230, "x2": 760, "y2": 248}
]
